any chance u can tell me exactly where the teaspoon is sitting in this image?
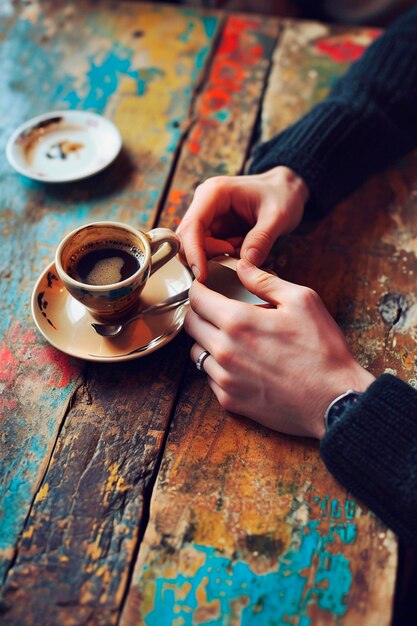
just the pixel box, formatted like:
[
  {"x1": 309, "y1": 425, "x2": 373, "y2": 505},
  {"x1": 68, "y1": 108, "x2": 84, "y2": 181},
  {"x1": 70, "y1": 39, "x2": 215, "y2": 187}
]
[{"x1": 91, "y1": 288, "x2": 190, "y2": 337}]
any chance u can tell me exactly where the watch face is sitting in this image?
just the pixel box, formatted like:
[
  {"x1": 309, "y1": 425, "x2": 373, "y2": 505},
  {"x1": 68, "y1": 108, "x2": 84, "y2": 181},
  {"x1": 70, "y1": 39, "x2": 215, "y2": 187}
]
[{"x1": 325, "y1": 391, "x2": 362, "y2": 430}]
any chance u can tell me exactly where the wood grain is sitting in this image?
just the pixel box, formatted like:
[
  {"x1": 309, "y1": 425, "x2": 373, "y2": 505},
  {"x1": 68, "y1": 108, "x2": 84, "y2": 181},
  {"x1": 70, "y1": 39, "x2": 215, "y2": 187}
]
[
  {"x1": 122, "y1": 371, "x2": 397, "y2": 625},
  {"x1": 0, "y1": 1, "x2": 218, "y2": 622},
  {"x1": 0, "y1": 6, "x2": 409, "y2": 626},
  {"x1": 122, "y1": 19, "x2": 401, "y2": 626},
  {"x1": 159, "y1": 13, "x2": 280, "y2": 228},
  {"x1": 260, "y1": 19, "x2": 417, "y2": 387}
]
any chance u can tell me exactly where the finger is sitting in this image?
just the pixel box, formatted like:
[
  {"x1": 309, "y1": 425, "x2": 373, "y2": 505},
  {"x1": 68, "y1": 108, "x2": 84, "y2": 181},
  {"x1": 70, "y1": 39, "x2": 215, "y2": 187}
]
[
  {"x1": 190, "y1": 342, "x2": 205, "y2": 363},
  {"x1": 184, "y1": 306, "x2": 222, "y2": 354},
  {"x1": 236, "y1": 258, "x2": 300, "y2": 306},
  {"x1": 177, "y1": 217, "x2": 207, "y2": 280},
  {"x1": 190, "y1": 342, "x2": 218, "y2": 377},
  {"x1": 226, "y1": 236, "x2": 244, "y2": 250},
  {"x1": 204, "y1": 237, "x2": 235, "y2": 259},
  {"x1": 178, "y1": 181, "x2": 231, "y2": 281},
  {"x1": 206, "y1": 378, "x2": 248, "y2": 417},
  {"x1": 188, "y1": 278, "x2": 249, "y2": 328},
  {"x1": 240, "y1": 205, "x2": 283, "y2": 266}
]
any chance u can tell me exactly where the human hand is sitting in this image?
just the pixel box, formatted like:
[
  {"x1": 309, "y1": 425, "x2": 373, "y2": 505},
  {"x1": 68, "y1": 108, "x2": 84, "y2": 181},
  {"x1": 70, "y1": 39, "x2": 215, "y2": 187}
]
[
  {"x1": 177, "y1": 166, "x2": 309, "y2": 282},
  {"x1": 185, "y1": 259, "x2": 375, "y2": 438}
]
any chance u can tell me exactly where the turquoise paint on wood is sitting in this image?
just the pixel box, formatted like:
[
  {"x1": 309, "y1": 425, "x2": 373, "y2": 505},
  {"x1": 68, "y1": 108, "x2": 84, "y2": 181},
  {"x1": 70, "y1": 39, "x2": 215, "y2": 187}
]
[
  {"x1": 0, "y1": 1, "x2": 219, "y2": 584},
  {"x1": 144, "y1": 510, "x2": 356, "y2": 625},
  {"x1": 63, "y1": 48, "x2": 166, "y2": 109}
]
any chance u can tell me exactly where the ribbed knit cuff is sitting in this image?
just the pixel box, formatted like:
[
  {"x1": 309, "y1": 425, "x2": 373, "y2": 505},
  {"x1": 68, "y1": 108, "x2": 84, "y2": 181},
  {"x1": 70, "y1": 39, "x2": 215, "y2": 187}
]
[
  {"x1": 320, "y1": 374, "x2": 417, "y2": 546},
  {"x1": 249, "y1": 4, "x2": 417, "y2": 219}
]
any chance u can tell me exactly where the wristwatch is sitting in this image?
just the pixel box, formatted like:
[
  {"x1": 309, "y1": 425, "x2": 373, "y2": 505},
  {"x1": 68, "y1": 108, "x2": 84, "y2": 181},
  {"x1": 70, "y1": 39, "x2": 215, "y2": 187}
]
[{"x1": 324, "y1": 389, "x2": 363, "y2": 431}]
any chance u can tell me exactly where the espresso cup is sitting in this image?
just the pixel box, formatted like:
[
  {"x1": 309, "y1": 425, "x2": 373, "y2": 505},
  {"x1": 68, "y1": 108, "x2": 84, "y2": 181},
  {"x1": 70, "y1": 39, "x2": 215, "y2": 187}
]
[{"x1": 55, "y1": 221, "x2": 180, "y2": 321}]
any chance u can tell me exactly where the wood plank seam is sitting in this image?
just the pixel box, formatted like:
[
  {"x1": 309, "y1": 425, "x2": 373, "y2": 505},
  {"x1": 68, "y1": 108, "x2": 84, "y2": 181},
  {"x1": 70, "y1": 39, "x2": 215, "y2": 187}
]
[
  {"x1": 1, "y1": 377, "x2": 85, "y2": 588},
  {"x1": 151, "y1": 14, "x2": 227, "y2": 230},
  {"x1": 243, "y1": 20, "x2": 285, "y2": 171},
  {"x1": 117, "y1": 341, "x2": 193, "y2": 620},
  {"x1": 121, "y1": 15, "x2": 399, "y2": 626}
]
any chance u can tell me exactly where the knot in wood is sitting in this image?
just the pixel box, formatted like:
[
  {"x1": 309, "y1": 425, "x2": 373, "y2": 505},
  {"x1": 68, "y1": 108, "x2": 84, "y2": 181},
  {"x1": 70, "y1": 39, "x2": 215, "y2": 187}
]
[{"x1": 378, "y1": 293, "x2": 408, "y2": 326}]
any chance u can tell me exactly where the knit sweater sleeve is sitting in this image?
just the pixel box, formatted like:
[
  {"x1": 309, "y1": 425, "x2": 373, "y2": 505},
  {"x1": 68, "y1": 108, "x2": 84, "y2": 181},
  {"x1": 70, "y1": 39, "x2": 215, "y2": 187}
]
[
  {"x1": 249, "y1": 5, "x2": 417, "y2": 218},
  {"x1": 320, "y1": 374, "x2": 417, "y2": 546}
]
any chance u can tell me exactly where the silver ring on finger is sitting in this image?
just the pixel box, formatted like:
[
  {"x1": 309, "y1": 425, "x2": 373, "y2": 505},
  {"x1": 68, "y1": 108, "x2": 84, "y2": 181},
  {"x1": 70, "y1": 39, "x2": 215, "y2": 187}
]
[{"x1": 196, "y1": 349, "x2": 210, "y2": 373}]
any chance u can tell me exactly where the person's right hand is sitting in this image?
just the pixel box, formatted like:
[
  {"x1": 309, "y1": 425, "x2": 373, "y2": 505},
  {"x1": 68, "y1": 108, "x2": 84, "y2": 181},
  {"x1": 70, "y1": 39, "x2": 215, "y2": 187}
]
[
  {"x1": 177, "y1": 166, "x2": 309, "y2": 282},
  {"x1": 185, "y1": 259, "x2": 375, "y2": 438}
]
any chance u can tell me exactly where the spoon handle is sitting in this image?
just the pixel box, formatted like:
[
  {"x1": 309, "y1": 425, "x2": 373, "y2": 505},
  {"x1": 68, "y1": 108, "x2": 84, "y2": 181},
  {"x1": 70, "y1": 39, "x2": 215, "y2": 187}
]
[
  {"x1": 139, "y1": 287, "x2": 190, "y2": 316},
  {"x1": 91, "y1": 287, "x2": 190, "y2": 336}
]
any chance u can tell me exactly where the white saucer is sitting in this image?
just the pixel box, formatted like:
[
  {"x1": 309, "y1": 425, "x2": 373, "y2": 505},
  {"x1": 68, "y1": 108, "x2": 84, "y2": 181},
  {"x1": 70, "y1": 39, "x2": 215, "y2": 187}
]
[
  {"x1": 6, "y1": 110, "x2": 122, "y2": 182},
  {"x1": 31, "y1": 257, "x2": 192, "y2": 362}
]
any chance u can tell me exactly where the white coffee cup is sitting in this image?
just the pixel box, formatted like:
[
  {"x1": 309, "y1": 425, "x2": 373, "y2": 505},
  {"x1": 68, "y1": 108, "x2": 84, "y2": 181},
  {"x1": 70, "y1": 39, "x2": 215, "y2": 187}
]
[{"x1": 55, "y1": 221, "x2": 180, "y2": 321}]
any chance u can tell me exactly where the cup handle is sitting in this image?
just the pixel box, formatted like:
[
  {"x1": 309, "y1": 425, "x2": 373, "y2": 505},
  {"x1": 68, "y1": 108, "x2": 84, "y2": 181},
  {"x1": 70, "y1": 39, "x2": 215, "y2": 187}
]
[{"x1": 148, "y1": 228, "x2": 180, "y2": 275}]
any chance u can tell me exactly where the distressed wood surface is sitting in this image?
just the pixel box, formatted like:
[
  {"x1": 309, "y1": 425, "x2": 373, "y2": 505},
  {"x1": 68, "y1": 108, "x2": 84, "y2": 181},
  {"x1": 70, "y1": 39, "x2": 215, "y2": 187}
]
[
  {"x1": 0, "y1": 1, "x2": 219, "y2": 623},
  {"x1": 259, "y1": 20, "x2": 417, "y2": 386},
  {"x1": 260, "y1": 19, "x2": 382, "y2": 139},
  {"x1": 159, "y1": 13, "x2": 280, "y2": 229},
  {"x1": 123, "y1": 18, "x2": 401, "y2": 626},
  {"x1": 0, "y1": 4, "x2": 409, "y2": 626}
]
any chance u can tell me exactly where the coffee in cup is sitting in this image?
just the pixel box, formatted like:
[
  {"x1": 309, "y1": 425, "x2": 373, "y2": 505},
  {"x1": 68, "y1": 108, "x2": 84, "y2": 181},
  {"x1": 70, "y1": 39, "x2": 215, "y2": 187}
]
[
  {"x1": 55, "y1": 221, "x2": 180, "y2": 321},
  {"x1": 69, "y1": 241, "x2": 143, "y2": 286}
]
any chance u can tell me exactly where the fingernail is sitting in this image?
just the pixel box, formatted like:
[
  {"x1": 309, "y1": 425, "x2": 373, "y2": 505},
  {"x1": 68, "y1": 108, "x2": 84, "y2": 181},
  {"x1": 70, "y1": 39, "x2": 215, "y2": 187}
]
[{"x1": 191, "y1": 265, "x2": 200, "y2": 280}]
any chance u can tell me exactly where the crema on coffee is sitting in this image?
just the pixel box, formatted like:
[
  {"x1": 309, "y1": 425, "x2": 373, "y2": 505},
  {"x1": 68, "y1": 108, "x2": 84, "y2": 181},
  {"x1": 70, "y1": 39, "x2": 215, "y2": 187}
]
[{"x1": 69, "y1": 242, "x2": 144, "y2": 286}]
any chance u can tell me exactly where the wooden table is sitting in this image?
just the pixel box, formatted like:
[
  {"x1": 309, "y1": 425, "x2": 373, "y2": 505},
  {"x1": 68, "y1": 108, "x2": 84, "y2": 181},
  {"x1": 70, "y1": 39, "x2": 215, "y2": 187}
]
[{"x1": 2, "y1": 1, "x2": 416, "y2": 624}]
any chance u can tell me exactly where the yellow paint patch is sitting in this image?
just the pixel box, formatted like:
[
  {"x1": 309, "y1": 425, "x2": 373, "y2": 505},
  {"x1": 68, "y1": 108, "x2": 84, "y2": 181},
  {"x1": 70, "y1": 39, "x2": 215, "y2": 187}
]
[
  {"x1": 177, "y1": 581, "x2": 192, "y2": 601},
  {"x1": 195, "y1": 576, "x2": 209, "y2": 605},
  {"x1": 35, "y1": 482, "x2": 49, "y2": 503},
  {"x1": 86, "y1": 540, "x2": 103, "y2": 564},
  {"x1": 105, "y1": 463, "x2": 128, "y2": 504},
  {"x1": 22, "y1": 526, "x2": 35, "y2": 540},
  {"x1": 110, "y1": 6, "x2": 214, "y2": 151},
  {"x1": 191, "y1": 508, "x2": 235, "y2": 553}
]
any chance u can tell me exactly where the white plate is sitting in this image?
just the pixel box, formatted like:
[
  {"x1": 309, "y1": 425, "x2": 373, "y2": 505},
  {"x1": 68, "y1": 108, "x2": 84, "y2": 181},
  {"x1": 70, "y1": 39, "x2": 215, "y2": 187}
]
[
  {"x1": 31, "y1": 257, "x2": 192, "y2": 362},
  {"x1": 6, "y1": 110, "x2": 122, "y2": 182}
]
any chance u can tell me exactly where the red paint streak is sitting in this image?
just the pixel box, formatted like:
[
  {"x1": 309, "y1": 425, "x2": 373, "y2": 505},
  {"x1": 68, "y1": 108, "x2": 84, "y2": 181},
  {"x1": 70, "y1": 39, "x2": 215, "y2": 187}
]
[
  {"x1": 0, "y1": 398, "x2": 16, "y2": 420},
  {"x1": 165, "y1": 189, "x2": 189, "y2": 226},
  {"x1": 200, "y1": 87, "x2": 231, "y2": 116},
  {"x1": 189, "y1": 125, "x2": 203, "y2": 154},
  {"x1": 250, "y1": 44, "x2": 263, "y2": 58},
  {"x1": 0, "y1": 346, "x2": 19, "y2": 384},
  {"x1": 4, "y1": 322, "x2": 80, "y2": 390},
  {"x1": 33, "y1": 345, "x2": 79, "y2": 388},
  {"x1": 211, "y1": 60, "x2": 244, "y2": 91},
  {"x1": 171, "y1": 216, "x2": 181, "y2": 228},
  {"x1": 315, "y1": 30, "x2": 382, "y2": 63},
  {"x1": 218, "y1": 30, "x2": 239, "y2": 56},
  {"x1": 218, "y1": 16, "x2": 264, "y2": 64},
  {"x1": 167, "y1": 188, "x2": 187, "y2": 206},
  {"x1": 187, "y1": 126, "x2": 203, "y2": 154},
  {"x1": 226, "y1": 16, "x2": 261, "y2": 37},
  {"x1": 198, "y1": 16, "x2": 267, "y2": 119}
]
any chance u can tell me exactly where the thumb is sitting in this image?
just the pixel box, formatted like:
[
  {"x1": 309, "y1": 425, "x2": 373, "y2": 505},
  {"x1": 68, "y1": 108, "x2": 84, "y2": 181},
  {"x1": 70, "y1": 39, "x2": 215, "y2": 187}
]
[
  {"x1": 236, "y1": 258, "x2": 285, "y2": 306},
  {"x1": 240, "y1": 227, "x2": 274, "y2": 266},
  {"x1": 240, "y1": 208, "x2": 284, "y2": 265}
]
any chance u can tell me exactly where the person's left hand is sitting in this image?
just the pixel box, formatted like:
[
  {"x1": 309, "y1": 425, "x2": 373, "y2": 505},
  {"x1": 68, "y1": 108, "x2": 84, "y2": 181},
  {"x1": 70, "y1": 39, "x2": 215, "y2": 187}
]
[
  {"x1": 185, "y1": 259, "x2": 375, "y2": 438},
  {"x1": 177, "y1": 166, "x2": 308, "y2": 282}
]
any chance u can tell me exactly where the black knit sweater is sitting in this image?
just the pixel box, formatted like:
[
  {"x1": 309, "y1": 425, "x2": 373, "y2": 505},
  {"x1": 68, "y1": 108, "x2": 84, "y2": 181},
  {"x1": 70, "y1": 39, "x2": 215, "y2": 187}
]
[
  {"x1": 250, "y1": 5, "x2": 417, "y2": 546},
  {"x1": 250, "y1": 4, "x2": 417, "y2": 218}
]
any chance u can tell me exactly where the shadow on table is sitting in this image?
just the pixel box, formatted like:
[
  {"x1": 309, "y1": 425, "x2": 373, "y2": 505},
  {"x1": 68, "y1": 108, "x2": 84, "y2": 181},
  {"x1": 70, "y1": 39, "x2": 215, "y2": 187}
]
[
  {"x1": 41, "y1": 147, "x2": 136, "y2": 202},
  {"x1": 392, "y1": 544, "x2": 417, "y2": 626}
]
